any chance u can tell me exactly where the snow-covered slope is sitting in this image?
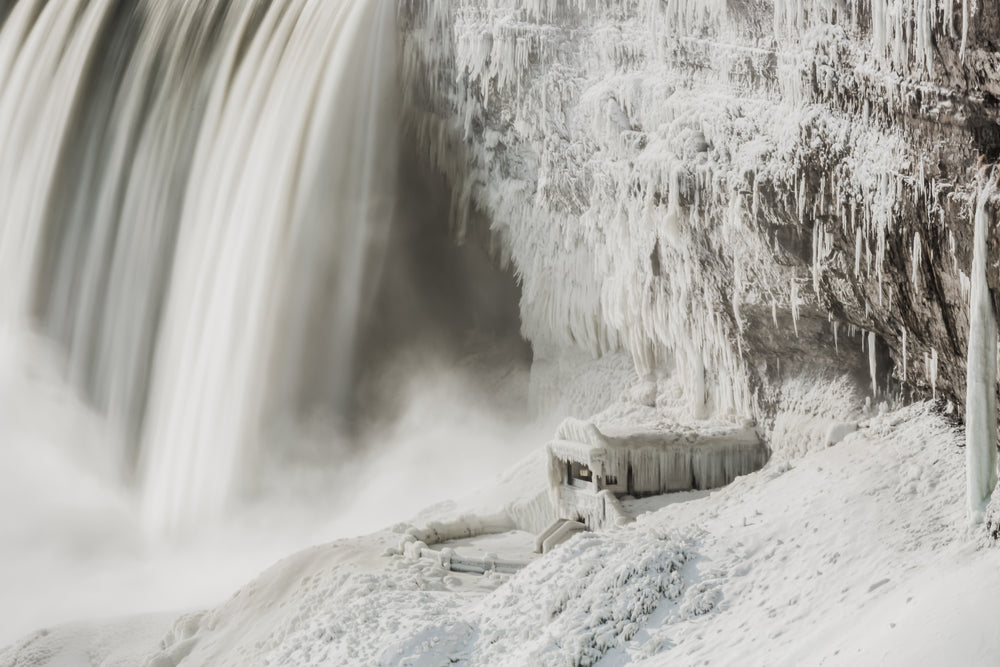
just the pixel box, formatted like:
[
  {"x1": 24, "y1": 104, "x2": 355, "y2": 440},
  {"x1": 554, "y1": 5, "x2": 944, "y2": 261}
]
[{"x1": 6, "y1": 398, "x2": 998, "y2": 666}]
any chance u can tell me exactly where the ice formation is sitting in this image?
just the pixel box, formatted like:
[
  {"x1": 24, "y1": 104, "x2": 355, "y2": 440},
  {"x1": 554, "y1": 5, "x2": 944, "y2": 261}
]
[
  {"x1": 965, "y1": 177, "x2": 997, "y2": 522},
  {"x1": 546, "y1": 417, "x2": 767, "y2": 529},
  {"x1": 902, "y1": 326, "x2": 908, "y2": 382},
  {"x1": 930, "y1": 347, "x2": 938, "y2": 399},
  {"x1": 869, "y1": 330, "x2": 878, "y2": 397},
  {"x1": 398, "y1": 0, "x2": 989, "y2": 429}
]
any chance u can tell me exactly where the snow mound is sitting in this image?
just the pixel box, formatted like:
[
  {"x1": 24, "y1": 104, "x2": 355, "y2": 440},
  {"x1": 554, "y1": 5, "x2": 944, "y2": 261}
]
[
  {"x1": 467, "y1": 526, "x2": 691, "y2": 666},
  {"x1": 768, "y1": 373, "x2": 866, "y2": 460}
]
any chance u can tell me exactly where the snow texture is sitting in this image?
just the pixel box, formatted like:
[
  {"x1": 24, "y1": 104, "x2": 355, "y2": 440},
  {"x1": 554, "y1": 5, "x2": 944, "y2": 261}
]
[{"x1": 9, "y1": 397, "x2": 995, "y2": 667}]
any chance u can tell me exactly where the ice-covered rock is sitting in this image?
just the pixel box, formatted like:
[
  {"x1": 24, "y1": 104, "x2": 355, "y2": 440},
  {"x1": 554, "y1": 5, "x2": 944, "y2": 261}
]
[{"x1": 399, "y1": 0, "x2": 1000, "y2": 421}]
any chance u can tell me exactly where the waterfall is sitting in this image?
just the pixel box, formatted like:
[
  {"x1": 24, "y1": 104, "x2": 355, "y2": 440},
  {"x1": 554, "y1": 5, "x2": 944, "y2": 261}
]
[{"x1": 0, "y1": 0, "x2": 399, "y2": 536}]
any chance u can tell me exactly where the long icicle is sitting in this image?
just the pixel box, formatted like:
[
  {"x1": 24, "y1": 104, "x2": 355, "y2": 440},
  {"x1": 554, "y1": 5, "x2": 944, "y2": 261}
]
[{"x1": 965, "y1": 173, "x2": 998, "y2": 522}]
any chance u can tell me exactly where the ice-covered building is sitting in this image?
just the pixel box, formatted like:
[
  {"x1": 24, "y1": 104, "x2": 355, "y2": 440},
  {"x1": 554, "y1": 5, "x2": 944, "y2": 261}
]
[{"x1": 544, "y1": 418, "x2": 769, "y2": 533}]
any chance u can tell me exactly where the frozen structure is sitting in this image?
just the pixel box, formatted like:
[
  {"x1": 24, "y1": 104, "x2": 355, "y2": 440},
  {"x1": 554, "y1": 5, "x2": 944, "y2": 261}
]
[
  {"x1": 390, "y1": 514, "x2": 533, "y2": 575},
  {"x1": 541, "y1": 418, "x2": 767, "y2": 540}
]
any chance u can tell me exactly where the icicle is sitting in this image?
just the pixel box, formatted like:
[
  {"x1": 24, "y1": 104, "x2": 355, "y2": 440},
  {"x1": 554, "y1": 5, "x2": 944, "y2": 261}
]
[
  {"x1": 965, "y1": 179, "x2": 997, "y2": 523},
  {"x1": 901, "y1": 327, "x2": 907, "y2": 382},
  {"x1": 871, "y1": 0, "x2": 887, "y2": 58},
  {"x1": 771, "y1": 298, "x2": 778, "y2": 328},
  {"x1": 911, "y1": 232, "x2": 921, "y2": 293},
  {"x1": 663, "y1": 165, "x2": 683, "y2": 243},
  {"x1": 833, "y1": 320, "x2": 840, "y2": 352},
  {"x1": 930, "y1": 347, "x2": 938, "y2": 399},
  {"x1": 790, "y1": 273, "x2": 799, "y2": 337},
  {"x1": 797, "y1": 174, "x2": 807, "y2": 222},
  {"x1": 865, "y1": 233, "x2": 871, "y2": 275},
  {"x1": 812, "y1": 220, "x2": 822, "y2": 296},
  {"x1": 868, "y1": 331, "x2": 877, "y2": 397},
  {"x1": 855, "y1": 227, "x2": 862, "y2": 275},
  {"x1": 965, "y1": 178, "x2": 997, "y2": 521},
  {"x1": 915, "y1": 0, "x2": 935, "y2": 73},
  {"x1": 691, "y1": 349, "x2": 708, "y2": 420},
  {"x1": 733, "y1": 259, "x2": 743, "y2": 333},
  {"x1": 960, "y1": 0, "x2": 970, "y2": 61}
]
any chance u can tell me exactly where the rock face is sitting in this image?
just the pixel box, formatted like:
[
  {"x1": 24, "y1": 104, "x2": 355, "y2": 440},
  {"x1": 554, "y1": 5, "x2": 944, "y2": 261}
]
[{"x1": 399, "y1": 0, "x2": 1000, "y2": 418}]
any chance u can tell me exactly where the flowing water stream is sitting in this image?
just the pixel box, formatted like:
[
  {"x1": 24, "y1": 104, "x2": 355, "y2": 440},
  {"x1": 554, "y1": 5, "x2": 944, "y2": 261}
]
[{"x1": 0, "y1": 0, "x2": 398, "y2": 536}]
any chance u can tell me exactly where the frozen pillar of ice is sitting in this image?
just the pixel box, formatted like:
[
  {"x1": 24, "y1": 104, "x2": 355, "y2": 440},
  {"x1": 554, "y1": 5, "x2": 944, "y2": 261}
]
[
  {"x1": 690, "y1": 349, "x2": 708, "y2": 420},
  {"x1": 868, "y1": 330, "x2": 877, "y2": 397},
  {"x1": 966, "y1": 180, "x2": 998, "y2": 522}
]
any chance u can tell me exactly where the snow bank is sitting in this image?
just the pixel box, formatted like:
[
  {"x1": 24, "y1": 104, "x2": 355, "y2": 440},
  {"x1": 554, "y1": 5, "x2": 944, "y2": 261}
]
[
  {"x1": 8, "y1": 400, "x2": 995, "y2": 667},
  {"x1": 0, "y1": 615, "x2": 174, "y2": 667},
  {"x1": 467, "y1": 526, "x2": 691, "y2": 666},
  {"x1": 768, "y1": 373, "x2": 865, "y2": 460}
]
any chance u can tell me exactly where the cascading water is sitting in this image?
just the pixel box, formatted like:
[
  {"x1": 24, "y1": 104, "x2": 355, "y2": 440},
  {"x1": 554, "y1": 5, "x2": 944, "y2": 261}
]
[{"x1": 0, "y1": 0, "x2": 399, "y2": 536}]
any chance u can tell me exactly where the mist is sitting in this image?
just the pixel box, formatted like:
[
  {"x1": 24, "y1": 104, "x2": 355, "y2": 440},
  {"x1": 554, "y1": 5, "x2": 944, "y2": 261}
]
[
  {"x1": 0, "y1": 318, "x2": 547, "y2": 646},
  {"x1": 0, "y1": 116, "x2": 548, "y2": 646}
]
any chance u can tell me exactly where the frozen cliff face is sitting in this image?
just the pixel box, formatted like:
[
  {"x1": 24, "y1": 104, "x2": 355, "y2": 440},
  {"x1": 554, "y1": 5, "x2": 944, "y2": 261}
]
[{"x1": 399, "y1": 0, "x2": 1000, "y2": 417}]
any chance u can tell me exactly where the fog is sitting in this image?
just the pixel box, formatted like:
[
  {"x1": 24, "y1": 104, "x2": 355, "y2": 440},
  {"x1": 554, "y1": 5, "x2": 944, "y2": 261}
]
[
  {"x1": 0, "y1": 137, "x2": 545, "y2": 645},
  {"x1": 0, "y1": 317, "x2": 550, "y2": 645}
]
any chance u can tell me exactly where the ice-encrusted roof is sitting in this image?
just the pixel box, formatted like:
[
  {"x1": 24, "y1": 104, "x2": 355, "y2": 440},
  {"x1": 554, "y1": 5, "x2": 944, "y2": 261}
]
[{"x1": 547, "y1": 416, "x2": 761, "y2": 465}]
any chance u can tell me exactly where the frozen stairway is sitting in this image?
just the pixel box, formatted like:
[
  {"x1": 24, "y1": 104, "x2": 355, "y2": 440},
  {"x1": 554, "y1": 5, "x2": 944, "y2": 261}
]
[{"x1": 535, "y1": 518, "x2": 587, "y2": 554}]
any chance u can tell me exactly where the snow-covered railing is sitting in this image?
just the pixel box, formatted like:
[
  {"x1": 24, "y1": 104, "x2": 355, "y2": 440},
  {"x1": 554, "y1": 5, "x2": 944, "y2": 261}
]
[
  {"x1": 397, "y1": 534, "x2": 529, "y2": 575},
  {"x1": 385, "y1": 513, "x2": 532, "y2": 576},
  {"x1": 399, "y1": 512, "x2": 514, "y2": 545}
]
